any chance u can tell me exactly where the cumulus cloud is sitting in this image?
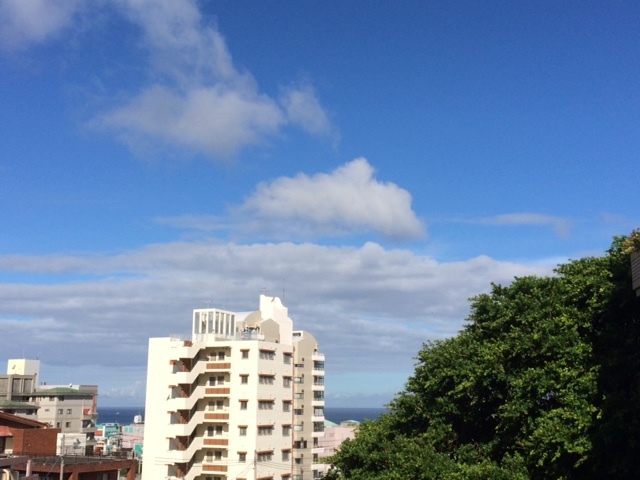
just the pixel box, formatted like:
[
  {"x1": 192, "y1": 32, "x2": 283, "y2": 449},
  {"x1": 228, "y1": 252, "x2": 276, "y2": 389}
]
[
  {"x1": 237, "y1": 158, "x2": 426, "y2": 240},
  {"x1": 0, "y1": 240, "x2": 553, "y2": 405},
  {"x1": 93, "y1": 0, "x2": 335, "y2": 159},
  {"x1": 479, "y1": 213, "x2": 572, "y2": 237},
  {"x1": 0, "y1": 0, "x2": 83, "y2": 51}
]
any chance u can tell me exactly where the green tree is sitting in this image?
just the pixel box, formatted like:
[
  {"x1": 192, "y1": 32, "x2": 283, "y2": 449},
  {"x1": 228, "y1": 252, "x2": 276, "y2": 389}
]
[{"x1": 328, "y1": 237, "x2": 640, "y2": 479}]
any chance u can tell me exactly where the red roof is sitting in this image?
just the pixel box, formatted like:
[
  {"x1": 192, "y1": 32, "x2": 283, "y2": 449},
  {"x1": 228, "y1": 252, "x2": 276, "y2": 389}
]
[
  {"x1": 0, "y1": 411, "x2": 50, "y2": 429},
  {"x1": 0, "y1": 426, "x2": 13, "y2": 437}
]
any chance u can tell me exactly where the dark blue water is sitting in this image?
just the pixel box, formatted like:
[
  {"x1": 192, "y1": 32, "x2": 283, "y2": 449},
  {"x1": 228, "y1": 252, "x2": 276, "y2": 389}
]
[{"x1": 97, "y1": 406, "x2": 386, "y2": 425}]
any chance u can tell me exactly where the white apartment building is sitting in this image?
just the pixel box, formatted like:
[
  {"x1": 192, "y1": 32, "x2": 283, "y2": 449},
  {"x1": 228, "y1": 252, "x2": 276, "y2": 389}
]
[{"x1": 142, "y1": 295, "x2": 326, "y2": 480}]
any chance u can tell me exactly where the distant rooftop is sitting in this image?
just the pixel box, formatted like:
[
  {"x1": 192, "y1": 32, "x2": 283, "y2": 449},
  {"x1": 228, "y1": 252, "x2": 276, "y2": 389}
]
[{"x1": 33, "y1": 387, "x2": 95, "y2": 397}]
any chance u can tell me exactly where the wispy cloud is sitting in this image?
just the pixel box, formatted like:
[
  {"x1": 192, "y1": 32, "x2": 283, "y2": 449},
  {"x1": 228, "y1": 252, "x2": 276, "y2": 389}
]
[
  {"x1": 0, "y1": 0, "x2": 83, "y2": 51},
  {"x1": 477, "y1": 213, "x2": 572, "y2": 237},
  {"x1": 93, "y1": 0, "x2": 335, "y2": 160}
]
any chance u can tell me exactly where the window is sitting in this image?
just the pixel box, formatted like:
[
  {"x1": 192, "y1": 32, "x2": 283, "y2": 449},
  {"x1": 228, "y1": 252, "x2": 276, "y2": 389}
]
[
  {"x1": 216, "y1": 400, "x2": 223, "y2": 409},
  {"x1": 217, "y1": 376, "x2": 224, "y2": 385},
  {"x1": 283, "y1": 377, "x2": 291, "y2": 387},
  {"x1": 283, "y1": 401, "x2": 291, "y2": 412},
  {"x1": 65, "y1": 422, "x2": 71, "y2": 428},
  {"x1": 259, "y1": 350, "x2": 275, "y2": 360},
  {"x1": 56, "y1": 422, "x2": 61, "y2": 428},
  {"x1": 215, "y1": 425, "x2": 223, "y2": 435},
  {"x1": 258, "y1": 401, "x2": 274, "y2": 410},
  {"x1": 259, "y1": 375, "x2": 274, "y2": 385},
  {"x1": 293, "y1": 424, "x2": 303, "y2": 432},
  {"x1": 66, "y1": 409, "x2": 72, "y2": 414},
  {"x1": 282, "y1": 450, "x2": 291, "y2": 461},
  {"x1": 282, "y1": 425, "x2": 291, "y2": 436},
  {"x1": 257, "y1": 451, "x2": 273, "y2": 462},
  {"x1": 294, "y1": 392, "x2": 304, "y2": 400},
  {"x1": 207, "y1": 426, "x2": 214, "y2": 437},
  {"x1": 239, "y1": 452, "x2": 247, "y2": 462},
  {"x1": 283, "y1": 353, "x2": 292, "y2": 364},
  {"x1": 314, "y1": 407, "x2": 324, "y2": 416},
  {"x1": 217, "y1": 351, "x2": 225, "y2": 360},
  {"x1": 240, "y1": 375, "x2": 248, "y2": 384},
  {"x1": 258, "y1": 426, "x2": 274, "y2": 436},
  {"x1": 240, "y1": 400, "x2": 248, "y2": 410},
  {"x1": 215, "y1": 451, "x2": 222, "y2": 460},
  {"x1": 241, "y1": 350, "x2": 249, "y2": 359},
  {"x1": 294, "y1": 376, "x2": 303, "y2": 383},
  {"x1": 294, "y1": 363, "x2": 304, "y2": 368},
  {"x1": 294, "y1": 409, "x2": 304, "y2": 415},
  {"x1": 58, "y1": 409, "x2": 63, "y2": 414},
  {"x1": 239, "y1": 426, "x2": 247, "y2": 436}
]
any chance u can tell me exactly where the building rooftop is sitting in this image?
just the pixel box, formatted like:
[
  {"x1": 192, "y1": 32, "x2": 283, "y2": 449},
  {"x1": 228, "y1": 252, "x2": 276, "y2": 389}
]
[
  {"x1": 0, "y1": 399, "x2": 38, "y2": 410},
  {"x1": 33, "y1": 387, "x2": 95, "y2": 397}
]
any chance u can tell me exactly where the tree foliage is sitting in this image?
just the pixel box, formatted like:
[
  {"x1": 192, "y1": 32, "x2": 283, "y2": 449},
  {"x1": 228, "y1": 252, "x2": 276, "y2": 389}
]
[{"x1": 327, "y1": 238, "x2": 640, "y2": 479}]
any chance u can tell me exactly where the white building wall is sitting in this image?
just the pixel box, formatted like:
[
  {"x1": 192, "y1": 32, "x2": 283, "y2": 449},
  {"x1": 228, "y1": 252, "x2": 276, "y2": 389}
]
[{"x1": 142, "y1": 296, "x2": 321, "y2": 480}]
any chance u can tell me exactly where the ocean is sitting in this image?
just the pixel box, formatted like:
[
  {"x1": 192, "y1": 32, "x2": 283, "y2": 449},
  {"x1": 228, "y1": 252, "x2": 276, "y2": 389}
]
[{"x1": 97, "y1": 406, "x2": 386, "y2": 425}]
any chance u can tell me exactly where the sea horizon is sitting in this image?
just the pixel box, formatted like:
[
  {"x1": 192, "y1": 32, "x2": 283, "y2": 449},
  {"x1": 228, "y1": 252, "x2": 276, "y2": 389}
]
[{"x1": 97, "y1": 406, "x2": 387, "y2": 425}]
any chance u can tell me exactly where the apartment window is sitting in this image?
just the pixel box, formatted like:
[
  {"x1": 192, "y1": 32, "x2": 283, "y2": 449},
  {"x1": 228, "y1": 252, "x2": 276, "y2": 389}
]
[
  {"x1": 283, "y1": 353, "x2": 292, "y2": 364},
  {"x1": 215, "y1": 451, "x2": 222, "y2": 460},
  {"x1": 217, "y1": 351, "x2": 225, "y2": 360},
  {"x1": 258, "y1": 426, "x2": 274, "y2": 436},
  {"x1": 293, "y1": 424, "x2": 303, "y2": 432},
  {"x1": 258, "y1": 375, "x2": 274, "y2": 385},
  {"x1": 283, "y1": 377, "x2": 291, "y2": 388},
  {"x1": 65, "y1": 422, "x2": 71, "y2": 428},
  {"x1": 294, "y1": 392, "x2": 304, "y2": 400},
  {"x1": 215, "y1": 425, "x2": 223, "y2": 435},
  {"x1": 67, "y1": 409, "x2": 72, "y2": 414},
  {"x1": 209, "y1": 376, "x2": 216, "y2": 386},
  {"x1": 282, "y1": 425, "x2": 291, "y2": 436},
  {"x1": 207, "y1": 426, "x2": 214, "y2": 437},
  {"x1": 56, "y1": 422, "x2": 61, "y2": 428},
  {"x1": 314, "y1": 407, "x2": 324, "y2": 416},
  {"x1": 240, "y1": 375, "x2": 248, "y2": 384},
  {"x1": 217, "y1": 376, "x2": 224, "y2": 385},
  {"x1": 239, "y1": 400, "x2": 248, "y2": 410},
  {"x1": 258, "y1": 401, "x2": 274, "y2": 410},
  {"x1": 241, "y1": 350, "x2": 249, "y2": 359},
  {"x1": 283, "y1": 401, "x2": 291, "y2": 412},
  {"x1": 239, "y1": 426, "x2": 247, "y2": 436},
  {"x1": 206, "y1": 450, "x2": 213, "y2": 462},
  {"x1": 294, "y1": 409, "x2": 304, "y2": 415},
  {"x1": 257, "y1": 451, "x2": 273, "y2": 462},
  {"x1": 259, "y1": 349, "x2": 275, "y2": 360},
  {"x1": 239, "y1": 452, "x2": 247, "y2": 462},
  {"x1": 282, "y1": 450, "x2": 291, "y2": 461},
  {"x1": 58, "y1": 409, "x2": 63, "y2": 414}
]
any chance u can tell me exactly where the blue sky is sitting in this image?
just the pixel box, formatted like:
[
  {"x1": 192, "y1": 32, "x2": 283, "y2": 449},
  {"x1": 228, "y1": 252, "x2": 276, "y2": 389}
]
[{"x1": 0, "y1": 0, "x2": 638, "y2": 408}]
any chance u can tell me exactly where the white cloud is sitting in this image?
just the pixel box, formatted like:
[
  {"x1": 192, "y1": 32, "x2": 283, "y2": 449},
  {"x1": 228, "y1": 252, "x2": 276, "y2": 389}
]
[
  {"x1": 238, "y1": 158, "x2": 426, "y2": 240},
  {"x1": 93, "y1": 0, "x2": 335, "y2": 159},
  {"x1": 0, "y1": 0, "x2": 83, "y2": 51},
  {"x1": 281, "y1": 84, "x2": 336, "y2": 138},
  {"x1": 478, "y1": 213, "x2": 572, "y2": 237},
  {"x1": 0, "y1": 240, "x2": 553, "y2": 405}
]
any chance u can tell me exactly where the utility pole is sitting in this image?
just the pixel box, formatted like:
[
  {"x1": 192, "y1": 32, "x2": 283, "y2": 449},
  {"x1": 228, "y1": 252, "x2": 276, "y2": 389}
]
[
  {"x1": 59, "y1": 456, "x2": 64, "y2": 480},
  {"x1": 254, "y1": 450, "x2": 257, "y2": 480}
]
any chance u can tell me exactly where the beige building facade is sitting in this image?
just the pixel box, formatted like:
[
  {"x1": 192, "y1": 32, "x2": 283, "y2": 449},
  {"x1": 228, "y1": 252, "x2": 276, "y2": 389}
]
[{"x1": 142, "y1": 295, "x2": 325, "y2": 480}]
